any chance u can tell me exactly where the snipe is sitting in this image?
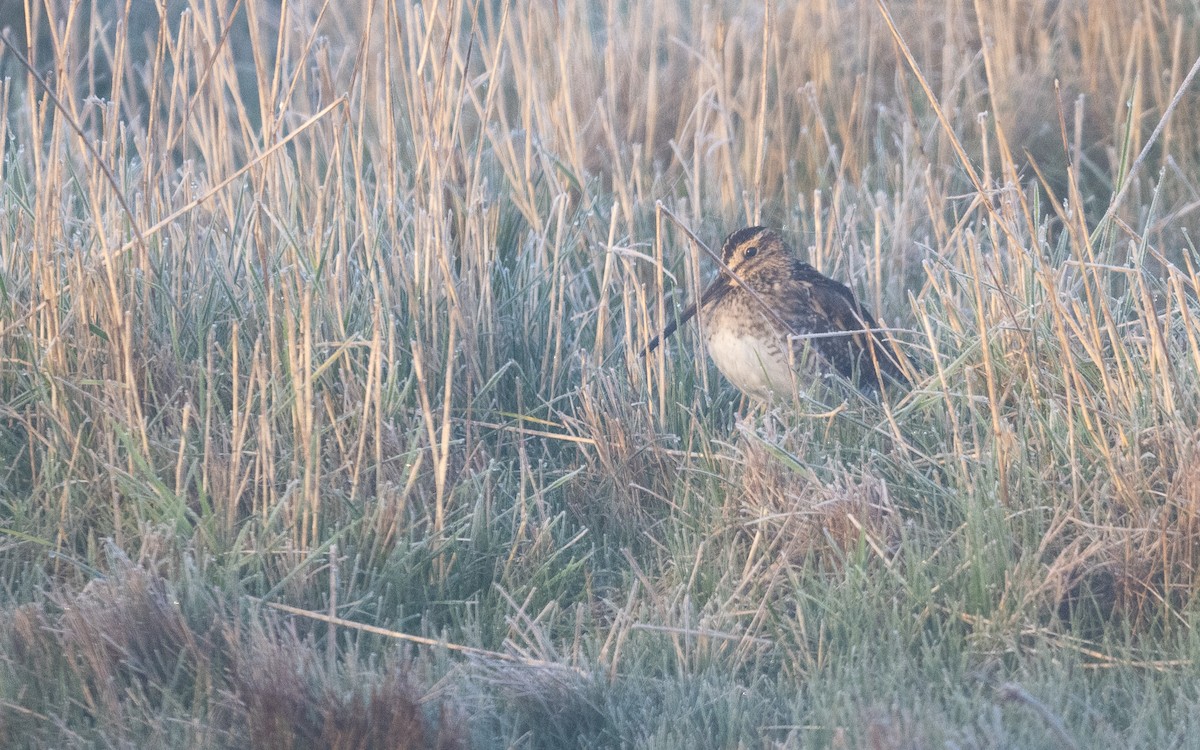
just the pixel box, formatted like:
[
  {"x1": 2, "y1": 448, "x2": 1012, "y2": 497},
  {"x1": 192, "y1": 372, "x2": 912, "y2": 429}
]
[{"x1": 643, "y1": 226, "x2": 908, "y2": 400}]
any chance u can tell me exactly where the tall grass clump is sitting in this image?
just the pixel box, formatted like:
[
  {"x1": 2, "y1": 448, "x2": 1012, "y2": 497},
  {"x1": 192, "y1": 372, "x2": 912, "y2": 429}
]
[{"x1": 2, "y1": 0, "x2": 1200, "y2": 746}]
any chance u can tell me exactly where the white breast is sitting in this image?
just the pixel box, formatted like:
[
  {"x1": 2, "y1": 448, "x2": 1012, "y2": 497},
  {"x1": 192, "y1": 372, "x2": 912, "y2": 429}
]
[{"x1": 704, "y1": 324, "x2": 795, "y2": 401}]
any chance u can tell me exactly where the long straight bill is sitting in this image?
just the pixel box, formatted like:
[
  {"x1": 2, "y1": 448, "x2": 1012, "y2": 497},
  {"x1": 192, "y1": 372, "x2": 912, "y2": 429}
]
[{"x1": 640, "y1": 278, "x2": 731, "y2": 357}]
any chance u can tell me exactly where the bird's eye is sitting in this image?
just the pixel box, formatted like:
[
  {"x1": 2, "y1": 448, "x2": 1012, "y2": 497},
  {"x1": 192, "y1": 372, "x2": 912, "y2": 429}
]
[{"x1": 744, "y1": 245, "x2": 758, "y2": 258}]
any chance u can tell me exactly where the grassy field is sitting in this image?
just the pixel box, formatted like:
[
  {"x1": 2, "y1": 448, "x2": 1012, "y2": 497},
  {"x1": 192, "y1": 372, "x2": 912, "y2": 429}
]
[{"x1": 3, "y1": 0, "x2": 1200, "y2": 746}]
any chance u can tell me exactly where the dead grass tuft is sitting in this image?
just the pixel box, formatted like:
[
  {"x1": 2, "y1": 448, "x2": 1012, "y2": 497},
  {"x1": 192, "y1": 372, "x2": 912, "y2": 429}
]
[
  {"x1": 233, "y1": 621, "x2": 466, "y2": 750},
  {"x1": 562, "y1": 368, "x2": 680, "y2": 531},
  {"x1": 735, "y1": 422, "x2": 904, "y2": 570},
  {"x1": 474, "y1": 660, "x2": 610, "y2": 746},
  {"x1": 57, "y1": 561, "x2": 207, "y2": 721},
  {"x1": 1, "y1": 560, "x2": 465, "y2": 748}
]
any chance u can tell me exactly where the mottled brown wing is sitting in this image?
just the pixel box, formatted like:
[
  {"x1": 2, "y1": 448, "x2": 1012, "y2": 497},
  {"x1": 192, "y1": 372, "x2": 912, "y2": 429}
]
[{"x1": 784, "y1": 263, "x2": 909, "y2": 390}]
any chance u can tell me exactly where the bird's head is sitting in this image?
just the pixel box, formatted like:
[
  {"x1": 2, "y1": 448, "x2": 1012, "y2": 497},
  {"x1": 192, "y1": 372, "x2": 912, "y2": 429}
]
[
  {"x1": 719, "y1": 226, "x2": 788, "y2": 281},
  {"x1": 641, "y1": 226, "x2": 792, "y2": 356}
]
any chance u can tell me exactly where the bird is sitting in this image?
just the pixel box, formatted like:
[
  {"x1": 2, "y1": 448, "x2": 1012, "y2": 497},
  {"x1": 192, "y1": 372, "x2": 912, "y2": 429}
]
[{"x1": 642, "y1": 226, "x2": 908, "y2": 400}]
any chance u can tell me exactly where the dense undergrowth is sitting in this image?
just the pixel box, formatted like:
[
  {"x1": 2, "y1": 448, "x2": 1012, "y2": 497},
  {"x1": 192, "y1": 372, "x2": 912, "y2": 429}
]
[{"x1": 3, "y1": 0, "x2": 1200, "y2": 746}]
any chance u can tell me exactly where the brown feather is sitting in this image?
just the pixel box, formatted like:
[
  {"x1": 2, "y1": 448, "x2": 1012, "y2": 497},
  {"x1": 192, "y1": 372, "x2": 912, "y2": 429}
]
[{"x1": 641, "y1": 226, "x2": 909, "y2": 396}]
